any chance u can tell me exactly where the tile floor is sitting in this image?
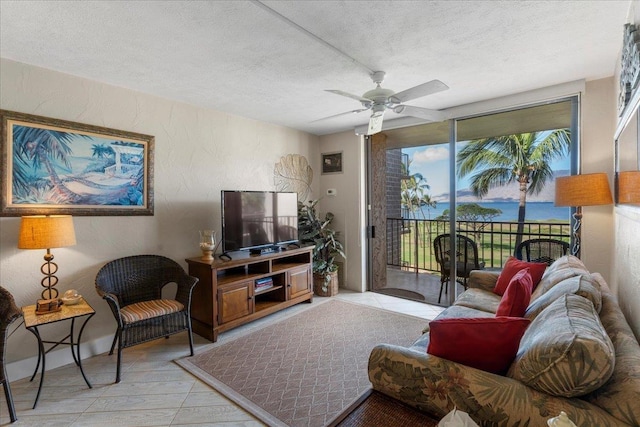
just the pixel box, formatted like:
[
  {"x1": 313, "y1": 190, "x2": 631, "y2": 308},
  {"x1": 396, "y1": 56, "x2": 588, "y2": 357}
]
[{"x1": 1, "y1": 291, "x2": 444, "y2": 427}]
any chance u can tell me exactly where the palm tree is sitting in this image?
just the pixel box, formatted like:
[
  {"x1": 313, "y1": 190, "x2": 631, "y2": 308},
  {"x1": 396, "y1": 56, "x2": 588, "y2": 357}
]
[
  {"x1": 401, "y1": 160, "x2": 431, "y2": 219},
  {"x1": 457, "y1": 130, "x2": 571, "y2": 249},
  {"x1": 12, "y1": 125, "x2": 80, "y2": 203},
  {"x1": 91, "y1": 143, "x2": 113, "y2": 158}
]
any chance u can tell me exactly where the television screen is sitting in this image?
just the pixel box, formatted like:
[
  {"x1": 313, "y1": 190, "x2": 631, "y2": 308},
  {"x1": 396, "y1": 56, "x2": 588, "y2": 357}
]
[{"x1": 222, "y1": 191, "x2": 298, "y2": 252}]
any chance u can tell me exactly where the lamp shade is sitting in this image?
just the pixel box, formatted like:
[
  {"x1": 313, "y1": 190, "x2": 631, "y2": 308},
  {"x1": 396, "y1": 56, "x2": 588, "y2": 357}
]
[
  {"x1": 618, "y1": 170, "x2": 640, "y2": 204},
  {"x1": 18, "y1": 215, "x2": 76, "y2": 249},
  {"x1": 555, "y1": 173, "x2": 613, "y2": 207}
]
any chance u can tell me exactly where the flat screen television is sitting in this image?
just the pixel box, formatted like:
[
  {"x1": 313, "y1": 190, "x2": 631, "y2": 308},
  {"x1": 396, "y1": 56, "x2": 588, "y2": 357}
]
[{"x1": 221, "y1": 190, "x2": 299, "y2": 252}]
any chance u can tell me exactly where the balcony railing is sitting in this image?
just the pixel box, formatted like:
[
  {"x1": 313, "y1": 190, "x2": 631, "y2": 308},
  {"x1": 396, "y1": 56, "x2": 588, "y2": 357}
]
[{"x1": 386, "y1": 217, "x2": 571, "y2": 272}]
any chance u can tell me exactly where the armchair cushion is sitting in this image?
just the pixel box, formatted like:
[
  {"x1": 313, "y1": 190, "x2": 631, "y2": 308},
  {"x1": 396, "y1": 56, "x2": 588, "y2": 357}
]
[
  {"x1": 427, "y1": 316, "x2": 530, "y2": 374},
  {"x1": 494, "y1": 256, "x2": 546, "y2": 295},
  {"x1": 495, "y1": 268, "x2": 533, "y2": 317},
  {"x1": 508, "y1": 294, "x2": 615, "y2": 397},
  {"x1": 119, "y1": 299, "x2": 185, "y2": 324}
]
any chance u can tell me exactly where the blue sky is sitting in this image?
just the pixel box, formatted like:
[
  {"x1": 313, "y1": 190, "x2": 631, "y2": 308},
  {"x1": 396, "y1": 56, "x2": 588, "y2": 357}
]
[{"x1": 403, "y1": 142, "x2": 571, "y2": 197}]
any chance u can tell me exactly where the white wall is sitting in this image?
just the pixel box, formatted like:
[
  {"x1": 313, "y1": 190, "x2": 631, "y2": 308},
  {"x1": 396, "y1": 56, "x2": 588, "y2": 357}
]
[
  {"x1": 0, "y1": 59, "x2": 320, "y2": 377},
  {"x1": 581, "y1": 78, "x2": 616, "y2": 284},
  {"x1": 318, "y1": 131, "x2": 366, "y2": 292}
]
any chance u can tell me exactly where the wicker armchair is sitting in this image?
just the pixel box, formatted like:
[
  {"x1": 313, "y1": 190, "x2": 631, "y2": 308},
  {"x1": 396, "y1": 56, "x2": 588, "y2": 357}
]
[
  {"x1": 433, "y1": 234, "x2": 485, "y2": 303},
  {"x1": 515, "y1": 238, "x2": 569, "y2": 265},
  {"x1": 95, "y1": 255, "x2": 198, "y2": 383},
  {"x1": 1, "y1": 285, "x2": 21, "y2": 423}
]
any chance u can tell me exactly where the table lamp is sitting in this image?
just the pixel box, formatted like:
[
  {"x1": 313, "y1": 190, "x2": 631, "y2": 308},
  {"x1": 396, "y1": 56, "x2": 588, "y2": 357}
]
[
  {"x1": 18, "y1": 215, "x2": 76, "y2": 312},
  {"x1": 555, "y1": 173, "x2": 612, "y2": 258},
  {"x1": 618, "y1": 170, "x2": 640, "y2": 204}
]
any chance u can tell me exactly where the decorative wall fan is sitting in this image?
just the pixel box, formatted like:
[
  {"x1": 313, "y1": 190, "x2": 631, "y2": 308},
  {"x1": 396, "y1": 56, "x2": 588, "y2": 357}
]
[{"x1": 319, "y1": 71, "x2": 449, "y2": 135}]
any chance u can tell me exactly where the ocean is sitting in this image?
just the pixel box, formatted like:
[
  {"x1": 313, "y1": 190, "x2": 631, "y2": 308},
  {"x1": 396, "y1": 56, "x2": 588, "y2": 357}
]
[{"x1": 406, "y1": 201, "x2": 570, "y2": 222}]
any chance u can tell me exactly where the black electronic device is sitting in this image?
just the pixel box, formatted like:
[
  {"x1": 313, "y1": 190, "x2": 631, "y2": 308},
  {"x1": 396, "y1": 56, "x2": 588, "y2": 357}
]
[
  {"x1": 249, "y1": 245, "x2": 281, "y2": 255},
  {"x1": 221, "y1": 190, "x2": 299, "y2": 253}
]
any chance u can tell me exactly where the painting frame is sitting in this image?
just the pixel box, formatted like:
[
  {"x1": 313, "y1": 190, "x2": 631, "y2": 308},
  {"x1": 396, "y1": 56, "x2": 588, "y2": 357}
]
[
  {"x1": 321, "y1": 151, "x2": 343, "y2": 175},
  {"x1": 1, "y1": 110, "x2": 154, "y2": 216}
]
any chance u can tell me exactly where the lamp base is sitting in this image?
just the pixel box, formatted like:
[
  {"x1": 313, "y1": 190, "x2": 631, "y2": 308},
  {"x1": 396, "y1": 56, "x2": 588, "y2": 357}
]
[{"x1": 36, "y1": 298, "x2": 62, "y2": 315}]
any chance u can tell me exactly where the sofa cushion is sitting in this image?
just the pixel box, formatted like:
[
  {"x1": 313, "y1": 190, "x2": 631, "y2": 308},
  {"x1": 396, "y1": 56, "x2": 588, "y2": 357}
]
[
  {"x1": 525, "y1": 274, "x2": 602, "y2": 320},
  {"x1": 496, "y1": 268, "x2": 533, "y2": 317},
  {"x1": 427, "y1": 317, "x2": 530, "y2": 374},
  {"x1": 453, "y1": 288, "x2": 502, "y2": 314},
  {"x1": 494, "y1": 256, "x2": 546, "y2": 295},
  {"x1": 583, "y1": 287, "x2": 640, "y2": 424},
  {"x1": 531, "y1": 255, "x2": 589, "y2": 301},
  {"x1": 508, "y1": 294, "x2": 615, "y2": 397}
]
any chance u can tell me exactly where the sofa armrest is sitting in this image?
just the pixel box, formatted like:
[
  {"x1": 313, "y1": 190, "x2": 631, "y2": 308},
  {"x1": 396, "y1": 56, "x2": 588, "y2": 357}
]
[
  {"x1": 466, "y1": 270, "x2": 500, "y2": 292},
  {"x1": 368, "y1": 344, "x2": 629, "y2": 427}
]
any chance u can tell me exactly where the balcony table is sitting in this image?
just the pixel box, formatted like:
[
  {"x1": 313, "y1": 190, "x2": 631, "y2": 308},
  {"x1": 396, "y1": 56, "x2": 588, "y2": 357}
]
[{"x1": 22, "y1": 298, "x2": 95, "y2": 408}]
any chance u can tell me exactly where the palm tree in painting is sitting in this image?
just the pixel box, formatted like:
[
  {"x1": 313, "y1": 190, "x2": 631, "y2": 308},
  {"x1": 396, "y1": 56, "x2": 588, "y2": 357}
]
[
  {"x1": 457, "y1": 130, "x2": 570, "y2": 249},
  {"x1": 12, "y1": 125, "x2": 80, "y2": 203},
  {"x1": 91, "y1": 143, "x2": 113, "y2": 159}
]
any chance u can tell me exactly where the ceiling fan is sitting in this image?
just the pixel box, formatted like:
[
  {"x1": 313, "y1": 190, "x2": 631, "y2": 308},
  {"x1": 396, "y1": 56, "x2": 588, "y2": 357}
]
[{"x1": 320, "y1": 71, "x2": 449, "y2": 135}]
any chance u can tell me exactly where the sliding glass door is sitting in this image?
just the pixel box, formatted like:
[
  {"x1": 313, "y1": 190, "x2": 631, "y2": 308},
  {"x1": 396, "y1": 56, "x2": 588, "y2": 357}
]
[{"x1": 367, "y1": 97, "x2": 577, "y2": 307}]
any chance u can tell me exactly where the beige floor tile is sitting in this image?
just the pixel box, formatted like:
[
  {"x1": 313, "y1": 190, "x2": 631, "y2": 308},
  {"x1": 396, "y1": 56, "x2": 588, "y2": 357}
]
[{"x1": 4, "y1": 291, "x2": 441, "y2": 427}]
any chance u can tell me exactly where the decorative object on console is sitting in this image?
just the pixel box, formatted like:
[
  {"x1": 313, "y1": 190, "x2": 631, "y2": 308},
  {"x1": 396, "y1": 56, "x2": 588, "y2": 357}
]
[
  {"x1": 298, "y1": 199, "x2": 346, "y2": 296},
  {"x1": 0, "y1": 109, "x2": 155, "y2": 216},
  {"x1": 199, "y1": 229, "x2": 216, "y2": 261},
  {"x1": 18, "y1": 215, "x2": 76, "y2": 312},
  {"x1": 61, "y1": 289, "x2": 82, "y2": 305},
  {"x1": 617, "y1": 170, "x2": 640, "y2": 204},
  {"x1": 554, "y1": 173, "x2": 612, "y2": 258}
]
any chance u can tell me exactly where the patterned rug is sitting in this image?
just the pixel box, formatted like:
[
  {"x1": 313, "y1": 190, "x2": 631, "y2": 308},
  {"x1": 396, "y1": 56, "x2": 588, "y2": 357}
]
[{"x1": 176, "y1": 299, "x2": 427, "y2": 427}]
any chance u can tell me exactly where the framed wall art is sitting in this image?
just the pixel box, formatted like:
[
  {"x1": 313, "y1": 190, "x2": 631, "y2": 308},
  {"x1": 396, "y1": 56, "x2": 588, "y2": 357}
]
[
  {"x1": 321, "y1": 151, "x2": 343, "y2": 174},
  {"x1": 1, "y1": 110, "x2": 154, "y2": 216}
]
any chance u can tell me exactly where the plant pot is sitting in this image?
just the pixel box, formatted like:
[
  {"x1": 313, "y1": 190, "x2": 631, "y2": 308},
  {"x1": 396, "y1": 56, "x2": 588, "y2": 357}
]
[{"x1": 313, "y1": 271, "x2": 339, "y2": 297}]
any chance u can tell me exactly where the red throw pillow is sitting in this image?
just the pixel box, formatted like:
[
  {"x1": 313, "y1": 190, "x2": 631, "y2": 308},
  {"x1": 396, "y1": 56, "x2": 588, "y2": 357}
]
[
  {"x1": 427, "y1": 317, "x2": 531, "y2": 374},
  {"x1": 495, "y1": 268, "x2": 533, "y2": 317},
  {"x1": 494, "y1": 256, "x2": 546, "y2": 295}
]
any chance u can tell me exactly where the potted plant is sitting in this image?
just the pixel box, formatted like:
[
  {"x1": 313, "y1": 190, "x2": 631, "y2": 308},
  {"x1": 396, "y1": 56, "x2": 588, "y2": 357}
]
[{"x1": 298, "y1": 199, "x2": 346, "y2": 296}]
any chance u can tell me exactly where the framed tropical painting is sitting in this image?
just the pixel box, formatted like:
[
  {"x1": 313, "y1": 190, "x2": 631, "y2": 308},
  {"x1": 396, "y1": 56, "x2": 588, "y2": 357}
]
[{"x1": 0, "y1": 110, "x2": 154, "y2": 216}]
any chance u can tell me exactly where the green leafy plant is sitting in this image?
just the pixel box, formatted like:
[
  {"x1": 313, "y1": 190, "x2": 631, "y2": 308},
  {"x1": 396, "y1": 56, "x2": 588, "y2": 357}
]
[{"x1": 298, "y1": 199, "x2": 346, "y2": 291}]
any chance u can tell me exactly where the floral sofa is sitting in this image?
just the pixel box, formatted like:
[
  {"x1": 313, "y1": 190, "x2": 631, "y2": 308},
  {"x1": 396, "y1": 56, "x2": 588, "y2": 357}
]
[{"x1": 368, "y1": 256, "x2": 640, "y2": 426}]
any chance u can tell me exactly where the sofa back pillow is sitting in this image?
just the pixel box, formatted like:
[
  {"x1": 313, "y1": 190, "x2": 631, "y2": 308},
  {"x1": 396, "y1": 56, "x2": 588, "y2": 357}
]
[
  {"x1": 494, "y1": 257, "x2": 546, "y2": 296},
  {"x1": 508, "y1": 294, "x2": 615, "y2": 397},
  {"x1": 531, "y1": 255, "x2": 589, "y2": 301},
  {"x1": 525, "y1": 274, "x2": 602, "y2": 320},
  {"x1": 427, "y1": 317, "x2": 530, "y2": 374},
  {"x1": 496, "y1": 268, "x2": 533, "y2": 317}
]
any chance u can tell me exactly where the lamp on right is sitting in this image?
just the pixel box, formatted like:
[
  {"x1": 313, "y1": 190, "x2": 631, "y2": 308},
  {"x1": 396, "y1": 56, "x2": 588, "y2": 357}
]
[
  {"x1": 555, "y1": 173, "x2": 612, "y2": 258},
  {"x1": 618, "y1": 170, "x2": 640, "y2": 204}
]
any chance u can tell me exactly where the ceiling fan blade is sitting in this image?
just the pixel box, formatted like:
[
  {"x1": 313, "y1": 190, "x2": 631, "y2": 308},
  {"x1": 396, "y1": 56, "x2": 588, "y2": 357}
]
[
  {"x1": 367, "y1": 111, "x2": 385, "y2": 135},
  {"x1": 390, "y1": 79, "x2": 449, "y2": 104},
  {"x1": 326, "y1": 89, "x2": 372, "y2": 103},
  {"x1": 311, "y1": 108, "x2": 369, "y2": 123},
  {"x1": 394, "y1": 105, "x2": 447, "y2": 122}
]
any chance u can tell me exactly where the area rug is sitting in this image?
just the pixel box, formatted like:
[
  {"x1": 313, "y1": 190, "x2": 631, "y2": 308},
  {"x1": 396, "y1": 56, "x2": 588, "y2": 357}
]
[
  {"x1": 176, "y1": 299, "x2": 427, "y2": 427},
  {"x1": 330, "y1": 390, "x2": 440, "y2": 427}
]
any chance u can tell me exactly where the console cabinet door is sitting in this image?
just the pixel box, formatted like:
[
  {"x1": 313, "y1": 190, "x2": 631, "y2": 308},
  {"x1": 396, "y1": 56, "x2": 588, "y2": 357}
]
[
  {"x1": 287, "y1": 265, "x2": 312, "y2": 299},
  {"x1": 218, "y1": 281, "x2": 253, "y2": 324}
]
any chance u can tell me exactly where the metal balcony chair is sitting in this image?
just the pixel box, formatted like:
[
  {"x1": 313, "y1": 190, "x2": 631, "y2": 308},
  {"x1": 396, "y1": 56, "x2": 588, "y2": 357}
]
[
  {"x1": 515, "y1": 238, "x2": 569, "y2": 266},
  {"x1": 433, "y1": 234, "x2": 485, "y2": 304},
  {"x1": 1, "y1": 285, "x2": 21, "y2": 423},
  {"x1": 95, "y1": 255, "x2": 198, "y2": 383}
]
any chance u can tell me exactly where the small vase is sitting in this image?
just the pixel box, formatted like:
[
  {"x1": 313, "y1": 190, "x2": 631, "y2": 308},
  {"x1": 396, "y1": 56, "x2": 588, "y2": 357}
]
[{"x1": 199, "y1": 230, "x2": 216, "y2": 261}]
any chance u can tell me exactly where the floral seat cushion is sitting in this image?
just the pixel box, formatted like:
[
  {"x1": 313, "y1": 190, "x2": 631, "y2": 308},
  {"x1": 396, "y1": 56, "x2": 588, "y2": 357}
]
[{"x1": 119, "y1": 299, "x2": 184, "y2": 324}]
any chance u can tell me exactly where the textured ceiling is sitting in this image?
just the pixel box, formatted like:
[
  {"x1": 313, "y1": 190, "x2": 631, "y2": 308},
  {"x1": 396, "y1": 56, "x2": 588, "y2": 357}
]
[{"x1": 0, "y1": 0, "x2": 631, "y2": 136}]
